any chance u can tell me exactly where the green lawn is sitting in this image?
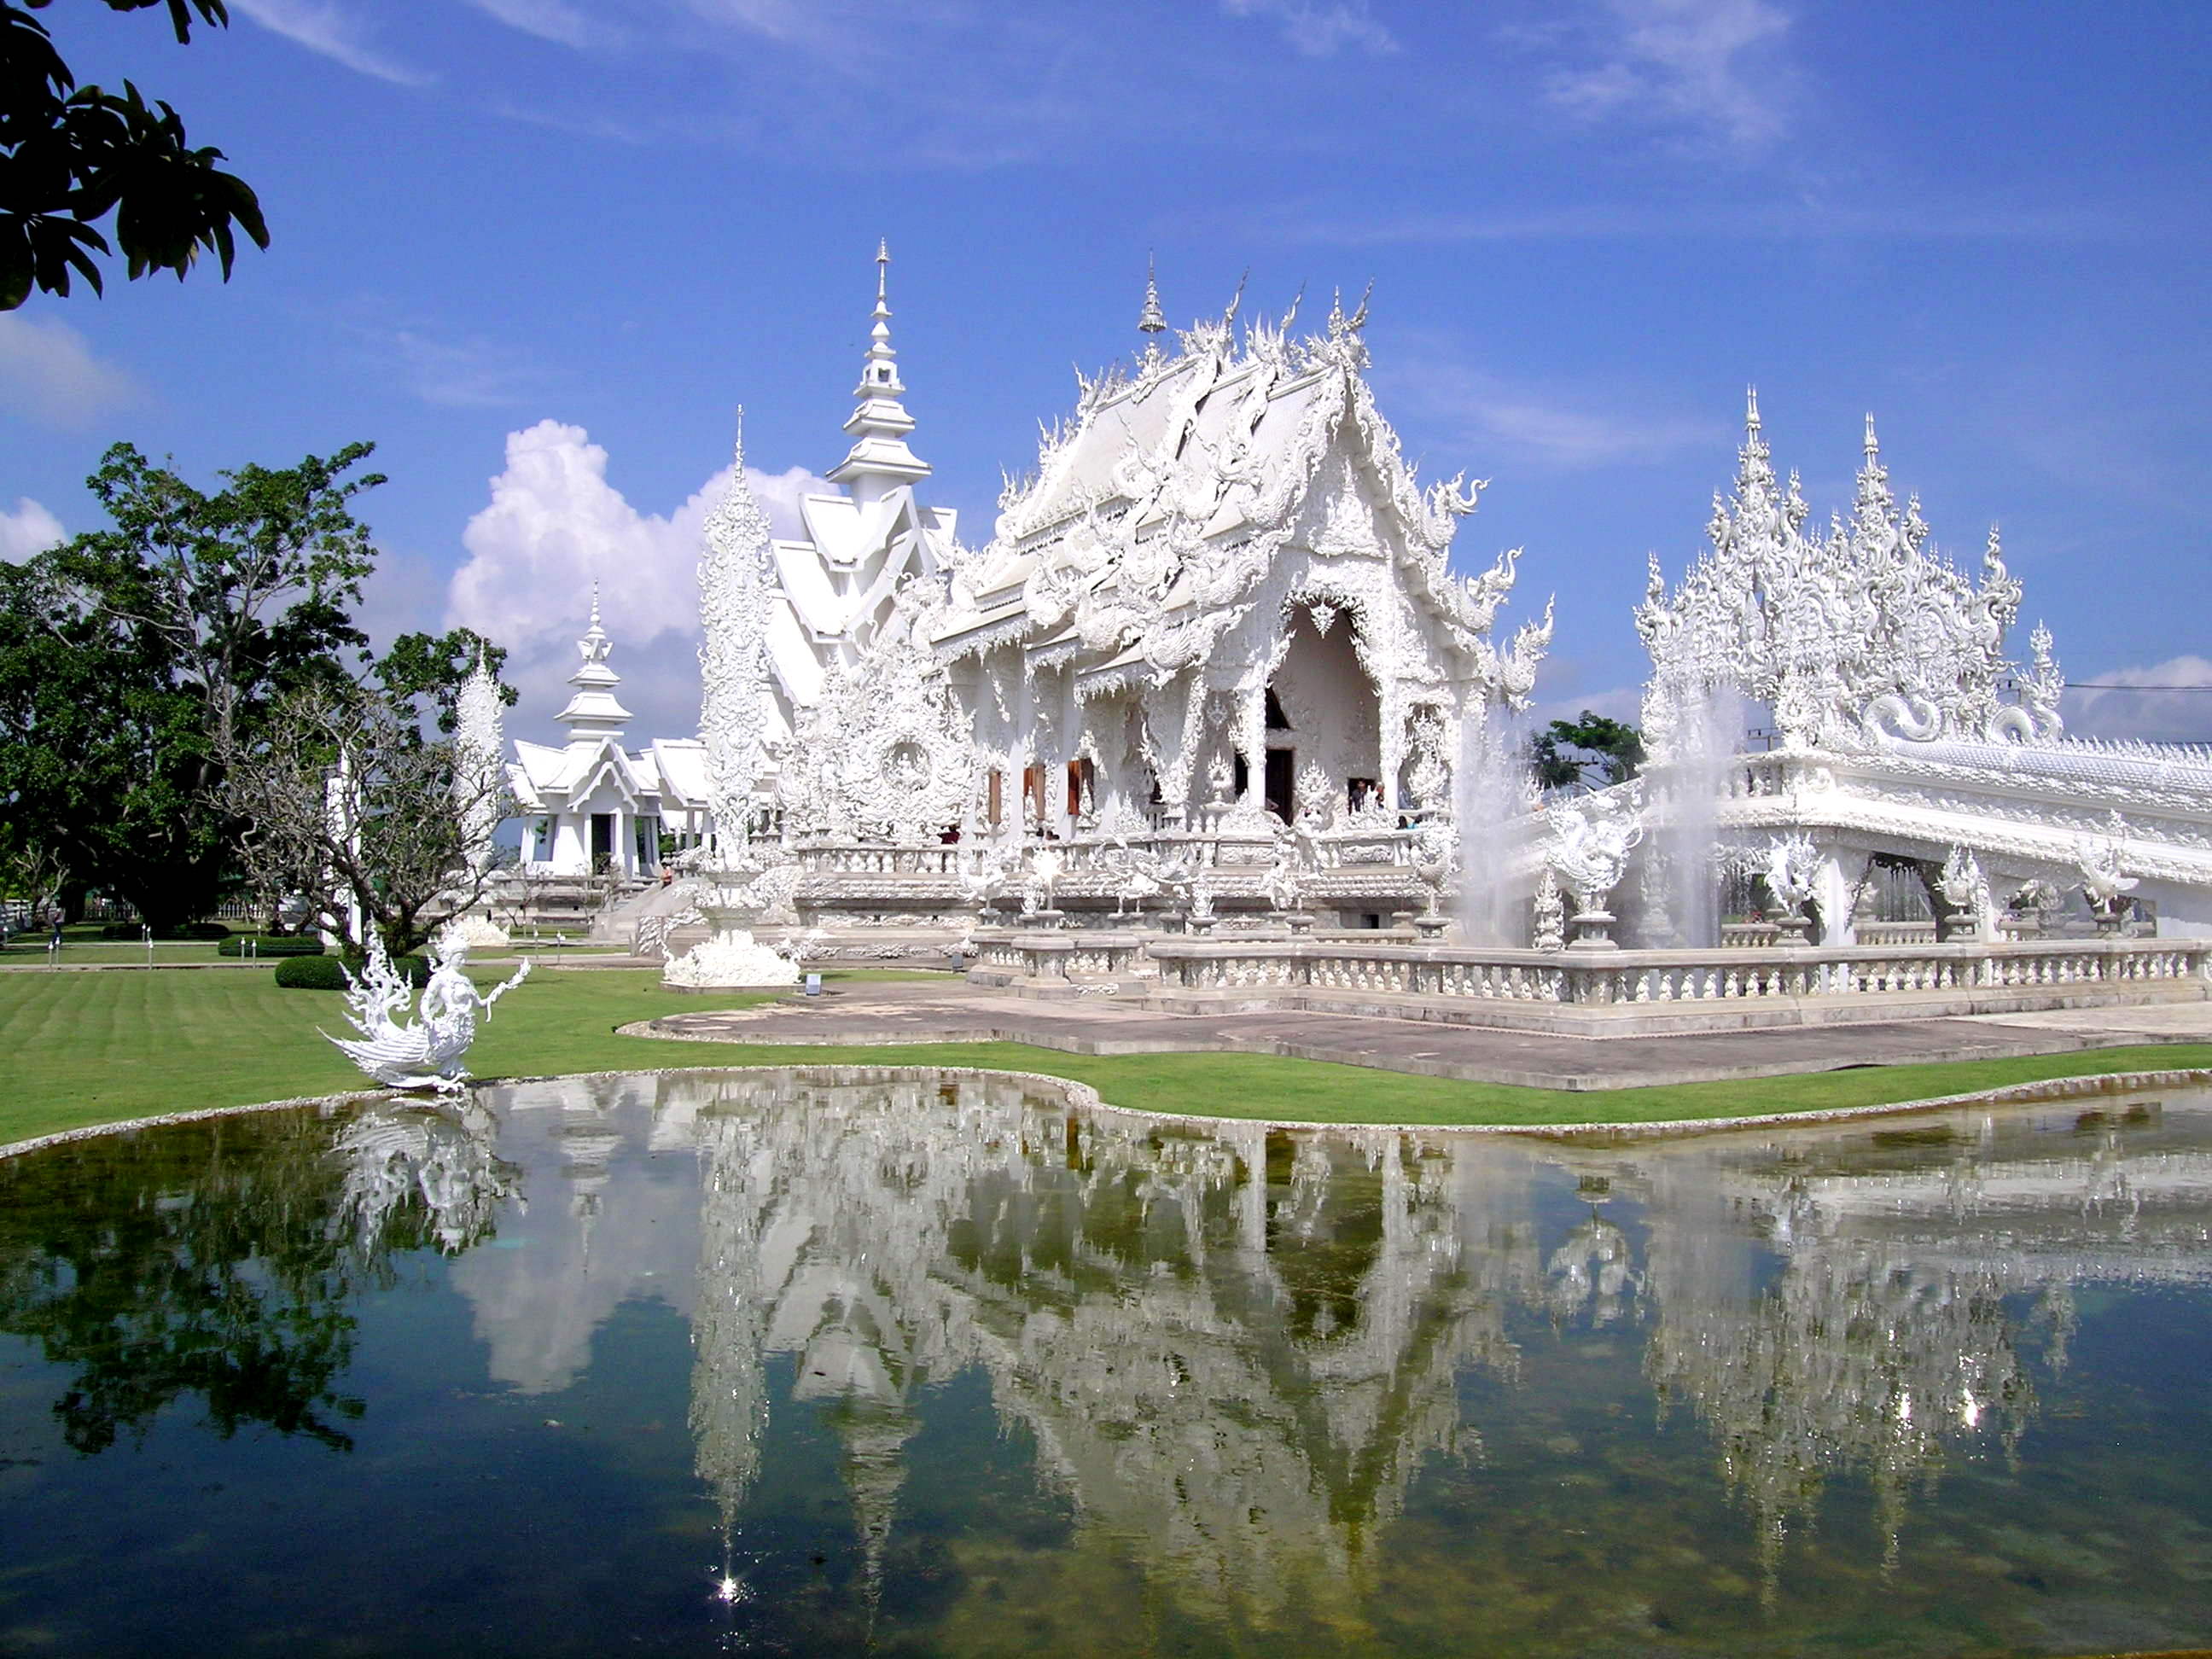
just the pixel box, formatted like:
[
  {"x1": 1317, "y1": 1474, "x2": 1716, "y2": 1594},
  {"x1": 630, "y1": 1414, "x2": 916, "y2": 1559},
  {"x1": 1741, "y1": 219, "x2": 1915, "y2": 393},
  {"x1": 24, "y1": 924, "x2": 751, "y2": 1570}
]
[{"x1": 2, "y1": 965, "x2": 2206, "y2": 1147}]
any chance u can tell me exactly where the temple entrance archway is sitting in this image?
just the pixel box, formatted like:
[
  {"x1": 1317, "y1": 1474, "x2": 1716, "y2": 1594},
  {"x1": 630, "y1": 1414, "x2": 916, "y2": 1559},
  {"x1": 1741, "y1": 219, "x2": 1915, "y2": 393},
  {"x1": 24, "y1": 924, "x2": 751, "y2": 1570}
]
[{"x1": 1268, "y1": 603, "x2": 1380, "y2": 821}]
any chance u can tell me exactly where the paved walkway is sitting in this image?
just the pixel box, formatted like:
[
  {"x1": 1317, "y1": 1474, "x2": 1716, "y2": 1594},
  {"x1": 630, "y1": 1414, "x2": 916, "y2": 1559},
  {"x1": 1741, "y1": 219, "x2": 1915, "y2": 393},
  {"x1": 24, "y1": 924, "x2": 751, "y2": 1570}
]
[{"x1": 640, "y1": 981, "x2": 2212, "y2": 1091}]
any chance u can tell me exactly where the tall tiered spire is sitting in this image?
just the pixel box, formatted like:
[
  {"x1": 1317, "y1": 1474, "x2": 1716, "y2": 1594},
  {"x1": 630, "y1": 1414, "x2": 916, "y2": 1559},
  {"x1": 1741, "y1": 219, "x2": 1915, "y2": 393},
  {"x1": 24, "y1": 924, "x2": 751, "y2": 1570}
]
[
  {"x1": 1137, "y1": 253, "x2": 1167, "y2": 340},
  {"x1": 556, "y1": 580, "x2": 632, "y2": 740},
  {"x1": 828, "y1": 240, "x2": 931, "y2": 506}
]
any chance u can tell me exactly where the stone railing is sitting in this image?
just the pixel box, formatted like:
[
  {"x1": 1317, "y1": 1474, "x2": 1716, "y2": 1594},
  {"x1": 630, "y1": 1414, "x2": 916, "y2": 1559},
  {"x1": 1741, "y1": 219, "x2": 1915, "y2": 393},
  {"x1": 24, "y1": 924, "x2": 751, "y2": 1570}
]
[{"x1": 1136, "y1": 936, "x2": 2212, "y2": 1008}]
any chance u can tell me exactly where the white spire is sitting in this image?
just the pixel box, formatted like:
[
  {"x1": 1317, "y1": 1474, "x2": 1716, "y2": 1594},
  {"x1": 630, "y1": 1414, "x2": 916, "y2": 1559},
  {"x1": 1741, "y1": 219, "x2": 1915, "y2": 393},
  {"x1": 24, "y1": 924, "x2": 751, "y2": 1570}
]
[
  {"x1": 556, "y1": 585, "x2": 632, "y2": 740},
  {"x1": 828, "y1": 239, "x2": 931, "y2": 506},
  {"x1": 1138, "y1": 253, "x2": 1167, "y2": 338},
  {"x1": 698, "y1": 405, "x2": 775, "y2": 853}
]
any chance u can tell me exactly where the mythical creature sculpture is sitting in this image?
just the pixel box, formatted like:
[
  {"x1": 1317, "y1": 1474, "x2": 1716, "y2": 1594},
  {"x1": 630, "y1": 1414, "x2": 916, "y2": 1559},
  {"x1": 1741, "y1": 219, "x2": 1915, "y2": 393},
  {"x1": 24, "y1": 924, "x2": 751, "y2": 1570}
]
[
  {"x1": 2075, "y1": 812, "x2": 2139, "y2": 928},
  {"x1": 1545, "y1": 785, "x2": 1646, "y2": 928},
  {"x1": 1761, "y1": 833, "x2": 1824, "y2": 919},
  {"x1": 323, "y1": 928, "x2": 531, "y2": 1095}
]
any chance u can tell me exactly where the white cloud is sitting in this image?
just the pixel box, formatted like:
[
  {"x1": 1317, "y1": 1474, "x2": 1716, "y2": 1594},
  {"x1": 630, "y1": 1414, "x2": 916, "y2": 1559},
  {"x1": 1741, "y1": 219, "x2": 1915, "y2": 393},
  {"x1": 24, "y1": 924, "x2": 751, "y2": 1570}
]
[
  {"x1": 1221, "y1": 0, "x2": 1397, "y2": 57},
  {"x1": 445, "y1": 421, "x2": 829, "y2": 739},
  {"x1": 1540, "y1": 0, "x2": 1792, "y2": 149},
  {"x1": 2064, "y1": 655, "x2": 2212, "y2": 747},
  {"x1": 0, "y1": 313, "x2": 143, "y2": 428},
  {"x1": 469, "y1": 0, "x2": 600, "y2": 48},
  {"x1": 0, "y1": 497, "x2": 63, "y2": 563},
  {"x1": 230, "y1": 0, "x2": 433, "y2": 85}
]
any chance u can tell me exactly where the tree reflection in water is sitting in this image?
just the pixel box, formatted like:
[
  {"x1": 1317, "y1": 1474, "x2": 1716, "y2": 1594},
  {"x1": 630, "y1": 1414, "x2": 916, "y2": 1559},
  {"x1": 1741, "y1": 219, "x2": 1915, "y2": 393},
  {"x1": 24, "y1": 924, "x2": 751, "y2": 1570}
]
[{"x1": 0, "y1": 1099, "x2": 514, "y2": 1455}]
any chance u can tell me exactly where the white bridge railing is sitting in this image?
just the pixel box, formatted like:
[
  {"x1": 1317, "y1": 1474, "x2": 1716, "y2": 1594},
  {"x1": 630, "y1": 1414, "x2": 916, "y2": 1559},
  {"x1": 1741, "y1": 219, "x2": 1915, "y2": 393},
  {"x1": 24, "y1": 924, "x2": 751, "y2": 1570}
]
[{"x1": 1049, "y1": 936, "x2": 2212, "y2": 1006}]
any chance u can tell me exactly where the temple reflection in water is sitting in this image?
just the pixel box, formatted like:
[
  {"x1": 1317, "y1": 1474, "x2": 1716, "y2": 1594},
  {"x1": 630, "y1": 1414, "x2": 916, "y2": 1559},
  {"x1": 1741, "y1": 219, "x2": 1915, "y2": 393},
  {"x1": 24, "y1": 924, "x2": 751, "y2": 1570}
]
[{"x1": 347, "y1": 1069, "x2": 2212, "y2": 1628}]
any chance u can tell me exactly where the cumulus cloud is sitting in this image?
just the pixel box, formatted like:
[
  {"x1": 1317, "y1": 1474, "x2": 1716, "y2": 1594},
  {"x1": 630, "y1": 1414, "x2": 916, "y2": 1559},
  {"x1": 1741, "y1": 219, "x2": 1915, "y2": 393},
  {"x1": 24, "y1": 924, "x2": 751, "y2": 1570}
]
[
  {"x1": 445, "y1": 420, "x2": 829, "y2": 739},
  {"x1": 1540, "y1": 0, "x2": 1793, "y2": 149},
  {"x1": 1221, "y1": 0, "x2": 1397, "y2": 56},
  {"x1": 230, "y1": 0, "x2": 433, "y2": 84},
  {"x1": 0, "y1": 497, "x2": 63, "y2": 563},
  {"x1": 2064, "y1": 655, "x2": 2212, "y2": 747},
  {"x1": 0, "y1": 313, "x2": 143, "y2": 428}
]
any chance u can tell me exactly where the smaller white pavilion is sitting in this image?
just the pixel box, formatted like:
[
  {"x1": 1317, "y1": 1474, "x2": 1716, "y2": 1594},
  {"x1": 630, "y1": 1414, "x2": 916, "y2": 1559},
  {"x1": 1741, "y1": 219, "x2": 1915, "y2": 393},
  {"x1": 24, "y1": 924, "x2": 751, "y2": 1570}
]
[{"x1": 508, "y1": 592, "x2": 713, "y2": 876}]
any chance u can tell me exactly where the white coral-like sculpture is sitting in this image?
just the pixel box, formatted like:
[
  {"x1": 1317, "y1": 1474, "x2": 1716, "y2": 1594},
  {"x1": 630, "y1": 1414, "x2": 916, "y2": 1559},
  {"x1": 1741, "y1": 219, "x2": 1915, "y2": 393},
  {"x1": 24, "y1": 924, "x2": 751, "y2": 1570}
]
[{"x1": 323, "y1": 930, "x2": 531, "y2": 1095}]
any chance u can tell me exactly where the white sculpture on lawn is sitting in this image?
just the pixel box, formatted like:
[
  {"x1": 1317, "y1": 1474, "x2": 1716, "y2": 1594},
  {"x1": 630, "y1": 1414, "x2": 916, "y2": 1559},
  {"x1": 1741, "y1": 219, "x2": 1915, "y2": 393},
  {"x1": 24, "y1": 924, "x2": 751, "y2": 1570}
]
[{"x1": 323, "y1": 928, "x2": 531, "y2": 1094}]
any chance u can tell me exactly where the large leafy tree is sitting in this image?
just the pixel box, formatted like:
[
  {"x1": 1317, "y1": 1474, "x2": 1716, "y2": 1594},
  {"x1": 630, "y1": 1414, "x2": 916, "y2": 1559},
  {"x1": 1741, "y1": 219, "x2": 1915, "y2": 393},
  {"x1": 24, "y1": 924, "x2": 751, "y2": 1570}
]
[
  {"x1": 0, "y1": 440, "x2": 384, "y2": 930},
  {"x1": 3, "y1": 0, "x2": 267, "y2": 309}
]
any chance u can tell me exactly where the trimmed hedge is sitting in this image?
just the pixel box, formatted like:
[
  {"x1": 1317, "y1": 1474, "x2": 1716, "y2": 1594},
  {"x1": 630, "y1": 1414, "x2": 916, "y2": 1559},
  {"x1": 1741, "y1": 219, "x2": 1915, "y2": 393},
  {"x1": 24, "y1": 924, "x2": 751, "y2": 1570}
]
[
  {"x1": 98, "y1": 921, "x2": 230, "y2": 941},
  {"x1": 218, "y1": 934, "x2": 325, "y2": 958},
  {"x1": 274, "y1": 953, "x2": 430, "y2": 990}
]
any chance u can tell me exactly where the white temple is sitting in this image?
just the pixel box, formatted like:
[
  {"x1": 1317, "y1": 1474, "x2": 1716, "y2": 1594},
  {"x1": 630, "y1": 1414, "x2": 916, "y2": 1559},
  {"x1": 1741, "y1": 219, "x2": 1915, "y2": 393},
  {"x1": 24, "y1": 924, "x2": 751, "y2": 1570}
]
[
  {"x1": 493, "y1": 246, "x2": 2212, "y2": 1016},
  {"x1": 507, "y1": 589, "x2": 712, "y2": 876}
]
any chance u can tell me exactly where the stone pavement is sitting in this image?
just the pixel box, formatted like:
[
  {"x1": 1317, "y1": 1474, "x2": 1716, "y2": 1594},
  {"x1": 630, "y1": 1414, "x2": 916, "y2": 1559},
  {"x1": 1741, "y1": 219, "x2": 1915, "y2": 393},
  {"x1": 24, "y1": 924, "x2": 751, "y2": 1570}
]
[{"x1": 638, "y1": 980, "x2": 2212, "y2": 1091}]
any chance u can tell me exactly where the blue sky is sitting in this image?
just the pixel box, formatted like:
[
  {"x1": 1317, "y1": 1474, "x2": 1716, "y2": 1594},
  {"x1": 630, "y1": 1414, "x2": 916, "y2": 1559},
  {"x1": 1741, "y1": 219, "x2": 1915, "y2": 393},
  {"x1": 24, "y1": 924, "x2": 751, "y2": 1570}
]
[{"x1": 3, "y1": 0, "x2": 2209, "y2": 744}]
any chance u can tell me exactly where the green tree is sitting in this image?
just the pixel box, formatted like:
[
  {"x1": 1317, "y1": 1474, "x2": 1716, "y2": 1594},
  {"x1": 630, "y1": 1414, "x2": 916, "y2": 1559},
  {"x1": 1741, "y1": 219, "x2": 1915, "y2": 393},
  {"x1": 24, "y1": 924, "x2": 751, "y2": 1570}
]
[
  {"x1": 3, "y1": 0, "x2": 268, "y2": 310},
  {"x1": 1528, "y1": 710, "x2": 1645, "y2": 792},
  {"x1": 0, "y1": 440, "x2": 383, "y2": 930}
]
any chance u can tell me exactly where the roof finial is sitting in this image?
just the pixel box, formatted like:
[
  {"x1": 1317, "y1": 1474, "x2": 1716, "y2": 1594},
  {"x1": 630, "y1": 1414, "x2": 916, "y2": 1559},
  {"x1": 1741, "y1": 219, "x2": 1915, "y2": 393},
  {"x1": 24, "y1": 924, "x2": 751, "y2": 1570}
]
[
  {"x1": 1745, "y1": 385, "x2": 1761, "y2": 434},
  {"x1": 1223, "y1": 266, "x2": 1249, "y2": 326},
  {"x1": 1863, "y1": 410, "x2": 1880, "y2": 463},
  {"x1": 589, "y1": 577, "x2": 602, "y2": 631},
  {"x1": 875, "y1": 238, "x2": 889, "y2": 311},
  {"x1": 1138, "y1": 251, "x2": 1167, "y2": 336}
]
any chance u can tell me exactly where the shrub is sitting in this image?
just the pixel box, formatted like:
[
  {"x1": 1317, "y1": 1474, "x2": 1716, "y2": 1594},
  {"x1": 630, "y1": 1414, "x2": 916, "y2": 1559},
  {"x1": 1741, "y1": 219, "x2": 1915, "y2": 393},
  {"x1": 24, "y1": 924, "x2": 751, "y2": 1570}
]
[
  {"x1": 218, "y1": 934, "x2": 324, "y2": 958},
  {"x1": 276, "y1": 953, "x2": 429, "y2": 990},
  {"x1": 99, "y1": 921, "x2": 231, "y2": 941},
  {"x1": 274, "y1": 955, "x2": 346, "y2": 989}
]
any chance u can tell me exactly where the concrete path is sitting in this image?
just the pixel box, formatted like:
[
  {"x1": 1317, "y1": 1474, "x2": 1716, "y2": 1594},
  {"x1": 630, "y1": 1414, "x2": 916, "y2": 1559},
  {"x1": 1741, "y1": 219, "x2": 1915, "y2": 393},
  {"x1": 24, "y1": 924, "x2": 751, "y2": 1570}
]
[{"x1": 640, "y1": 981, "x2": 2212, "y2": 1091}]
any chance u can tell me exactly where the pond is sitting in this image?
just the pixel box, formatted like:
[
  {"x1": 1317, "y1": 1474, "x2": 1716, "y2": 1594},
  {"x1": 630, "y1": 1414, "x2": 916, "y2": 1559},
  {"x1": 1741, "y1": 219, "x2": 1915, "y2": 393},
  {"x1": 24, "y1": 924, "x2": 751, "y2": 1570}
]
[{"x1": 3, "y1": 1070, "x2": 2210, "y2": 1656}]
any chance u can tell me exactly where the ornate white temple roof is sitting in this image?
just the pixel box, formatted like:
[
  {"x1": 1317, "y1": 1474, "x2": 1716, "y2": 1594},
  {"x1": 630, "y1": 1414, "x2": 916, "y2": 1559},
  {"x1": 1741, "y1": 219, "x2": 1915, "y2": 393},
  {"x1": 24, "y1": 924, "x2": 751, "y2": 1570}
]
[{"x1": 927, "y1": 285, "x2": 1545, "y2": 692}]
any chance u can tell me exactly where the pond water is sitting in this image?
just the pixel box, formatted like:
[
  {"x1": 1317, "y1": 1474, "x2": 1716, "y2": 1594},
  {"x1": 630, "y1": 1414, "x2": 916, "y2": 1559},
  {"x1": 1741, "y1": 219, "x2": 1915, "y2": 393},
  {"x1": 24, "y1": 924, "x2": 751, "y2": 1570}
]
[{"x1": 3, "y1": 1071, "x2": 2211, "y2": 1656}]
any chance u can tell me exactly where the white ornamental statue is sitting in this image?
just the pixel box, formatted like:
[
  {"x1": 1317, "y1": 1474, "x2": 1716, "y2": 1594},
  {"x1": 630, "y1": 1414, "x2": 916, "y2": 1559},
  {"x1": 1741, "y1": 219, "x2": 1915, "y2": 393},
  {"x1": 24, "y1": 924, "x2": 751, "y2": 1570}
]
[
  {"x1": 323, "y1": 928, "x2": 532, "y2": 1094},
  {"x1": 1530, "y1": 868, "x2": 1567, "y2": 952},
  {"x1": 1761, "y1": 831, "x2": 1823, "y2": 941},
  {"x1": 1545, "y1": 784, "x2": 1644, "y2": 950},
  {"x1": 2075, "y1": 812, "x2": 2139, "y2": 934},
  {"x1": 1936, "y1": 845, "x2": 1988, "y2": 942}
]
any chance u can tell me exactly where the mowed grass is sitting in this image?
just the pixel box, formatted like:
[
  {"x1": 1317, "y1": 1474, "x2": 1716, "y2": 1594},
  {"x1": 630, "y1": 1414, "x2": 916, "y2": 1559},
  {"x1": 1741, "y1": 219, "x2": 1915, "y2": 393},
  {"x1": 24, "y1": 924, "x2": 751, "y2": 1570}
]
[{"x1": 3, "y1": 965, "x2": 2208, "y2": 1146}]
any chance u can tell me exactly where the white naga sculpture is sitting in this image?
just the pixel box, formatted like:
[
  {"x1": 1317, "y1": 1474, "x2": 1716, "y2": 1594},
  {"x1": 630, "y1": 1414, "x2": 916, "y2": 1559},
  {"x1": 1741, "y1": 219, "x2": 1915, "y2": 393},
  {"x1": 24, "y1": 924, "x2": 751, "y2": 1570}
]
[
  {"x1": 1760, "y1": 832, "x2": 1824, "y2": 938},
  {"x1": 1545, "y1": 785, "x2": 1645, "y2": 949},
  {"x1": 324, "y1": 928, "x2": 531, "y2": 1094}
]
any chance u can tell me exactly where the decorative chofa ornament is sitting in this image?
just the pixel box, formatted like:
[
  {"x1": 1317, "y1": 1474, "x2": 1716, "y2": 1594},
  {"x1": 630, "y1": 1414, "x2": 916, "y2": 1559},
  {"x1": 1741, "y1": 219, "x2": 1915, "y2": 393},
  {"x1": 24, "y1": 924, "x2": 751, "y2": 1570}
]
[
  {"x1": 323, "y1": 927, "x2": 531, "y2": 1094},
  {"x1": 1545, "y1": 783, "x2": 1645, "y2": 950}
]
